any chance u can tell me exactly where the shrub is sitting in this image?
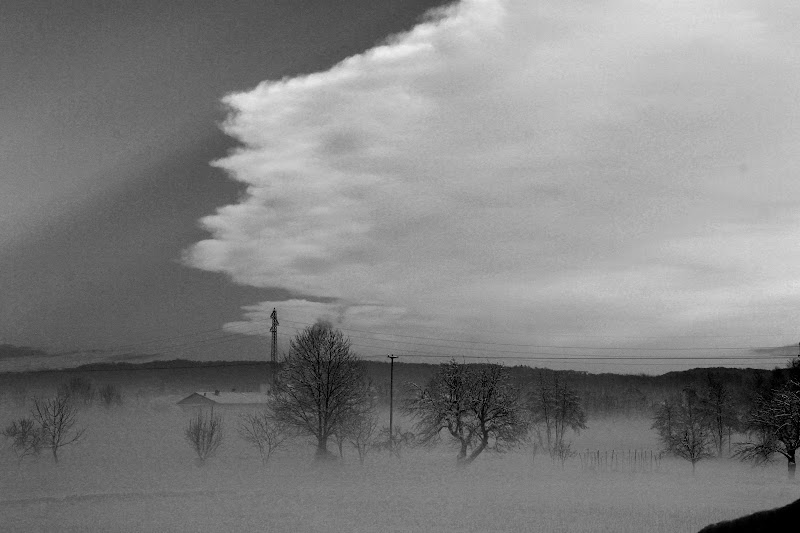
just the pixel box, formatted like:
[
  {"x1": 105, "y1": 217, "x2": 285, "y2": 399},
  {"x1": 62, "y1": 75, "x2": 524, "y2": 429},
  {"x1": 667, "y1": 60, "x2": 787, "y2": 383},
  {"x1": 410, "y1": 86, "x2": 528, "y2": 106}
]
[
  {"x1": 343, "y1": 413, "x2": 379, "y2": 464},
  {"x1": 185, "y1": 409, "x2": 224, "y2": 464},
  {"x1": 2, "y1": 417, "x2": 43, "y2": 460},
  {"x1": 98, "y1": 384, "x2": 123, "y2": 406},
  {"x1": 58, "y1": 377, "x2": 95, "y2": 405},
  {"x1": 237, "y1": 410, "x2": 288, "y2": 465}
]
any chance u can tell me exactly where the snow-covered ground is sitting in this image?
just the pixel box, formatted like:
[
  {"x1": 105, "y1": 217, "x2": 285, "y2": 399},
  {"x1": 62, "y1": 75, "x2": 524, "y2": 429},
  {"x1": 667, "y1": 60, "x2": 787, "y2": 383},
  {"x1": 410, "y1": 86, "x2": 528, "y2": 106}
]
[{"x1": 1, "y1": 398, "x2": 796, "y2": 532}]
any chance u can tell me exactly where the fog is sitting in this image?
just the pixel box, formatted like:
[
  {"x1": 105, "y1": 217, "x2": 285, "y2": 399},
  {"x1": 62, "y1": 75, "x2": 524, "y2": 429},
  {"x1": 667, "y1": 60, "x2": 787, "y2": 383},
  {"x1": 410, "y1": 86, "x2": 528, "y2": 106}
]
[{"x1": 1, "y1": 397, "x2": 796, "y2": 532}]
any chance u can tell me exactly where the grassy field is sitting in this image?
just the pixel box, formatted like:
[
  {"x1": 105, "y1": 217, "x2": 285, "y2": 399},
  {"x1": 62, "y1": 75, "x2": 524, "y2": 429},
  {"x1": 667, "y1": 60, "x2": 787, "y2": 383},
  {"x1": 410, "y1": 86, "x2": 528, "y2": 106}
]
[{"x1": 1, "y1": 397, "x2": 797, "y2": 532}]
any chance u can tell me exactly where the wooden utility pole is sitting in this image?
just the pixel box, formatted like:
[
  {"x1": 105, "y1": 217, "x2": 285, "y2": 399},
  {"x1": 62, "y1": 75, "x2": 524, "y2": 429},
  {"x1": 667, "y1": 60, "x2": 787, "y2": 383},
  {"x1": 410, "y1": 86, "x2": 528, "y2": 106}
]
[{"x1": 388, "y1": 354, "x2": 398, "y2": 452}]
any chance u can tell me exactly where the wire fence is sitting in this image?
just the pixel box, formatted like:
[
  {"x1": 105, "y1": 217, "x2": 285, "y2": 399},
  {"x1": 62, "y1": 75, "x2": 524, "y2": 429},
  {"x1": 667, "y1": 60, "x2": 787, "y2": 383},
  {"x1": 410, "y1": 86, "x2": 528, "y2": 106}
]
[{"x1": 578, "y1": 449, "x2": 665, "y2": 473}]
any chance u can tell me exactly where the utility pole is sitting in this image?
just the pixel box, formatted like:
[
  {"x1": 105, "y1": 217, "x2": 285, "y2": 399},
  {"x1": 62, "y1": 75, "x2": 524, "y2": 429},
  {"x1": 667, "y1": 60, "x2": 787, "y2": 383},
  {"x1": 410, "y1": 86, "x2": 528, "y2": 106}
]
[{"x1": 388, "y1": 354, "x2": 398, "y2": 452}]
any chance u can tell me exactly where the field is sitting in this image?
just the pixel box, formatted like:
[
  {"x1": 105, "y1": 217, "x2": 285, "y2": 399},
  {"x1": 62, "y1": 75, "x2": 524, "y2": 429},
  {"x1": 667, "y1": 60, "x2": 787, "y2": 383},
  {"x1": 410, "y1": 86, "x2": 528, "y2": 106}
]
[{"x1": 1, "y1": 397, "x2": 797, "y2": 532}]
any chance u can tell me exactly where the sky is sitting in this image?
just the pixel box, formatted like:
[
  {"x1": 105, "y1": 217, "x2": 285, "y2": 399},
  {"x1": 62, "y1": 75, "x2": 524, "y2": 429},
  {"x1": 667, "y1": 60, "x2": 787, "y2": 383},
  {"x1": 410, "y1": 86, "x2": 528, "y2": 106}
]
[{"x1": 3, "y1": 0, "x2": 800, "y2": 373}]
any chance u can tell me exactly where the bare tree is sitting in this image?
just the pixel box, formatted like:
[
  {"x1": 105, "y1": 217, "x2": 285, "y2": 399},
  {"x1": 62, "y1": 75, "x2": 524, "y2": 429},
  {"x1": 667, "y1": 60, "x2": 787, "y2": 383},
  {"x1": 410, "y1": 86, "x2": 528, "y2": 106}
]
[
  {"x1": 185, "y1": 409, "x2": 224, "y2": 464},
  {"x1": 31, "y1": 395, "x2": 85, "y2": 463},
  {"x1": 553, "y1": 440, "x2": 575, "y2": 469},
  {"x1": 736, "y1": 380, "x2": 800, "y2": 478},
  {"x1": 2, "y1": 417, "x2": 43, "y2": 460},
  {"x1": 343, "y1": 413, "x2": 379, "y2": 464},
  {"x1": 406, "y1": 360, "x2": 527, "y2": 466},
  {"x1": 374, "y1": 425, "x2": 415, "y2": 459},
  {"x1": 237, "y1": 410, "x2": 289, "y2": 465},
  {"x1": 701, "y1": 374, "x2": 738, "y2": 456},
  {"x1": 652, "y1": 395, "x2": 680, "y2": 453},
  {"x1": 270, "y1": 322, "x2": 371, "y2": 460},
  {"x1": 655, "y1": 388, "x2": 714, "y2": 473},
  {"x1": 333, "y1": 428, "x2": 347, "y2": 458},
  {"x1": 528, "y1": 374, "x2": 587, "y2": 460}
]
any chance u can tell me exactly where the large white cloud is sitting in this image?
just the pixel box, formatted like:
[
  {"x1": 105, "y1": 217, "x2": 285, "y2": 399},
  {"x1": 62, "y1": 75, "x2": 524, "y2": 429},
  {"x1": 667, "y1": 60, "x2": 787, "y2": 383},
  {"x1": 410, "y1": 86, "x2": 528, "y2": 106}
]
[{"x1": 186, "y1": 0, "x2": 800, "y2": 370}]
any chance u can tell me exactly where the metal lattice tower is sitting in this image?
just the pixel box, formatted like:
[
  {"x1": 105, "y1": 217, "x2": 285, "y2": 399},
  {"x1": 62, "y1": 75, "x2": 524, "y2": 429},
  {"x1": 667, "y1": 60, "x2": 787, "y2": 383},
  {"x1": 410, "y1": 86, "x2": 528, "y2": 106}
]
[{"x1": 270, "y1": 308, "x2": 279, "y2": 363}]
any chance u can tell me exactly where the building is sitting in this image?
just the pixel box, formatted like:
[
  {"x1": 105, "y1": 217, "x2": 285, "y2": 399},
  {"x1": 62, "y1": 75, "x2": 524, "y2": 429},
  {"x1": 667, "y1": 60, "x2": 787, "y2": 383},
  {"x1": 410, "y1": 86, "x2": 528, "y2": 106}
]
[{"x1": 177, "y1": 390, "x2": 270, "y2": 410}]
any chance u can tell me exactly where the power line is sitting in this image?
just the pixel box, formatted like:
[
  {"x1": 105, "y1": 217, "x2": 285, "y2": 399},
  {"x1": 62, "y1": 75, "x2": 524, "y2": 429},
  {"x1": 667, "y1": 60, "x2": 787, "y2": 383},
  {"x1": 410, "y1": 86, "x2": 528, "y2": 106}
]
[
  {"x1": 355, "y1": 351, "x2": 790, "y2": 361},
  {"x1": 276, "y1": 313, "x2": 800, "y2": 340},
  {"x1": 39, "y1": 309, "x2": 797, "y2": 370},
  {"x1": 272, "y1": 329, "x2": 786, "y2": 362},
  {"x1": 65, "y1": 308, "x2": 798, "y2": 360},
  {"x1": 275, "y1": 317, "x2": 792, "y2": 351},
  {"x1": 115, "y1": 327, "x2": 267, "y2": 356},
  {"x1": 360, "y1": 354, "x2": 782, "y2": 368}
]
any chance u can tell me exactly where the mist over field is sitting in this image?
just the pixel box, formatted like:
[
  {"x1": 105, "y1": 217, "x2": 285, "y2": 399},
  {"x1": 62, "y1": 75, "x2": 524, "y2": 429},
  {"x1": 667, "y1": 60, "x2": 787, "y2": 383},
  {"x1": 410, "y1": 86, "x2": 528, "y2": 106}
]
[{"x1": 1, "y1": 365, "x2": 798, "y2": 533}]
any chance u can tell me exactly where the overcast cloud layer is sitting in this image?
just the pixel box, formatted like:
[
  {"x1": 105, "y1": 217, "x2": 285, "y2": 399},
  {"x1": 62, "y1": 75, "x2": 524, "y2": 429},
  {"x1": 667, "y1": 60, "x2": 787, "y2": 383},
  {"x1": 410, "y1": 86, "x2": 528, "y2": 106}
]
[{"x1": 186, "y1": 0, "x2": 800, "y2": 365}]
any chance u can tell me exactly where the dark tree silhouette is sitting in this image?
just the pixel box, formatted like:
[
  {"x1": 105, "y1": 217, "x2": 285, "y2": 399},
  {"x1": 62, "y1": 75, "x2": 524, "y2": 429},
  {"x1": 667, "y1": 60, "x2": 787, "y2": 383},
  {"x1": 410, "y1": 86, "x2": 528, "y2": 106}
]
[
  {"x1": 653, "y1": 388, "x2": 713, "y2": 473},
  {"x1": 406, "y1": 360, "x2": 526, "y2": 466},
  {"x1": 702, "y1": 373, "x2": 738, "y2": 456},
  {"x1": 271, "y1": 322, "x2": 371, "y2": 460},
  {"x1": 736, "y1": 379, "x2": 800, "y2": 479},
  {"x1": 528, "y1": 374, "x2": 587, "y2": 459},
  {"x1": 652, "y1": 394, "x2": 680, "y2": 453}
]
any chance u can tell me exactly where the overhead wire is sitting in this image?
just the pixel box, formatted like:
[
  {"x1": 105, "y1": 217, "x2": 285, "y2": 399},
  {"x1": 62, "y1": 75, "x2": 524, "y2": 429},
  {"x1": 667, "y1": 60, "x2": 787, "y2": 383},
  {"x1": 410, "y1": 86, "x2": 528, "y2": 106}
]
[
  {"x1": 277, "y1": 313, "x2": 799, "y2": 340},
  {"x1": 275, "y1": 316, "x2": 796, "y2": 351},
  {"x1": 272, "y1": 326, "x2": 790, "y2": 364},
  {"x1": 35, "y1": 309, "x2": 797, "y2": 371}
]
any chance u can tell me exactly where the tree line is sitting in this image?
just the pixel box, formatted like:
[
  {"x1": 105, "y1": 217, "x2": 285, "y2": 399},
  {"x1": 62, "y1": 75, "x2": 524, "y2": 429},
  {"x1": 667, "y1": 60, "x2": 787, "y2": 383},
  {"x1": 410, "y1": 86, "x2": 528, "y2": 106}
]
[
  {"x1": 5, "y1": 324, "x2": 799, "y2": 476},
  {"x1": 181, "y1": 322, "x2": 589, "y2": 467},
  {"x1": 181, "y1": 323, "x2": 800, "y2": 475},
  {"x1": 651, "y1": 362, "x2": 800, "y2": 476}
]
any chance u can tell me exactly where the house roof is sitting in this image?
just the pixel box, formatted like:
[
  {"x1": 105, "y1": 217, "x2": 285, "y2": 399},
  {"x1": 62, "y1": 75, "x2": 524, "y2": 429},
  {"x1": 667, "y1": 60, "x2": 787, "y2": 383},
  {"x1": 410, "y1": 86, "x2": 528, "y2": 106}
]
[{"x1": 177, "y1": 391, "x2": 270, "y2": 405}]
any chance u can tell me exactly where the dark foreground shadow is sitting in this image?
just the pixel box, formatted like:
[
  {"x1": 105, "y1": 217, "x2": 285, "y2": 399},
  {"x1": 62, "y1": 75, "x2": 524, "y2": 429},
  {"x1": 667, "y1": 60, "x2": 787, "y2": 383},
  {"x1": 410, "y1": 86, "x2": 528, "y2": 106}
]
[{"x1": 698, "y1": 498, "x2": 800, "y2": 532}]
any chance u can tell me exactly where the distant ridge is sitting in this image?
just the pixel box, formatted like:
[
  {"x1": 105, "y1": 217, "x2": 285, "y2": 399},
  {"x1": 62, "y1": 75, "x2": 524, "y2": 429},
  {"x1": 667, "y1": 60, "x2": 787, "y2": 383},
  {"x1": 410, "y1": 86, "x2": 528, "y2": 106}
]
[
  {"x1": 0, "y1": 356, "x2": 787, "y2": 418},
  {"x1": 0, "y1": 344, "x2": 49, "y2": 360}
]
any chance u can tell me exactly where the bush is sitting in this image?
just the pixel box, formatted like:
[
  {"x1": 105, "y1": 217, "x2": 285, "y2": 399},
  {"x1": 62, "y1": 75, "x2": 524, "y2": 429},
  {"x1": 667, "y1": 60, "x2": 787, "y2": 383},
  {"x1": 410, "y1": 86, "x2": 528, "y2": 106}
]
[
  {"x1": 2, "y1": 417, "x2": 43, "y2": 460},
  {"x1": 58, "y1": 377, "x2": 95, "y2": 405},
  {"x1": 98, "y1": 384, "x2": 123, "y2": 406},
  {"x1": 185, "y1": 409, "x2": 224, "y2": 464},
  {"x1": 374, "y1": 426, "x2": 415, "y2": 459},
  {"x1": 237, "y1": 410, "x2": 289, "y2": 465},
  {"x1": 343, "y1": 413, "x2": 379, "y2": 464}
]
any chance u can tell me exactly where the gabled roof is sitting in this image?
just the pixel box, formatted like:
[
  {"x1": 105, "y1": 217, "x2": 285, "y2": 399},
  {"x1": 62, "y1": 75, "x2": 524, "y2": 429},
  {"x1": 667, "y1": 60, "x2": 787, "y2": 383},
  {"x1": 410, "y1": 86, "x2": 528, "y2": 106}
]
[{"x1": 177, "y1": 391, "x2": 270, "y2": 405}]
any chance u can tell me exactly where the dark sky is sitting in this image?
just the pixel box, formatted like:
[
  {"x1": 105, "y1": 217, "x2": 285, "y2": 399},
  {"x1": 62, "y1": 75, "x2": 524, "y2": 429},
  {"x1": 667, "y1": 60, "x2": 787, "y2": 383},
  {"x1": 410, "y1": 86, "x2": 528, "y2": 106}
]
[
  {"x1": 3, "y1": 0, "x2": 799, "y2": 373},
  {"x1": 1, "y1": 0, "x2": 451, "y2": 367}
]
